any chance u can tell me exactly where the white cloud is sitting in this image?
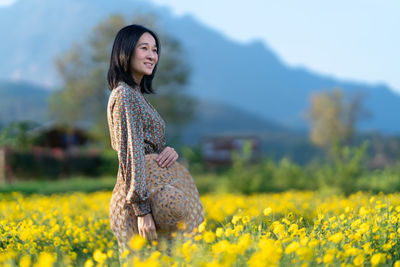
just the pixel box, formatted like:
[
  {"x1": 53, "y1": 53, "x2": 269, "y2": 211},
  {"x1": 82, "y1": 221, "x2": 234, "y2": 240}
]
[
  {"x1": 11, "y1": 69, "x2": 21, "y2": 81},
  {"x1": 0, "y1": 0, "x2": 16, "y2": 6}
]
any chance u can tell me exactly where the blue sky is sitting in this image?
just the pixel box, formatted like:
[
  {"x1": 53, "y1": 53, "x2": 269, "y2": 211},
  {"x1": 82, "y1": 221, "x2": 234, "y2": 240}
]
[
  {"x1": 149, "y1": 0, "x2": 400, "y2": 94},
  {"x1": 2, "y1": 0, "x2": 399, "y2": 94}
]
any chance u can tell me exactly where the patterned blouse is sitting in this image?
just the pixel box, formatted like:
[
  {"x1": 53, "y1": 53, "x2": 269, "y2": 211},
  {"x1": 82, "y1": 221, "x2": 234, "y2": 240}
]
[{"x1": 107, "y1": 81, "x2": 166, "y2": 216}]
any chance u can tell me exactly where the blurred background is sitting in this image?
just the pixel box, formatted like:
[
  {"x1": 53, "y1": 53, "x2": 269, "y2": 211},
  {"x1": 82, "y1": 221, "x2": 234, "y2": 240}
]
[{"x1": 0, "y1": 0, "x2": 399, "y2": 195}]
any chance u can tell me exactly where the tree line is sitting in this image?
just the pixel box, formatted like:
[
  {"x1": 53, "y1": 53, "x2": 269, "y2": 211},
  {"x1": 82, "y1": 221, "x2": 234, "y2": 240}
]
[{"x1": 0, "y1": 11, "x2": 379, "y2": 166}]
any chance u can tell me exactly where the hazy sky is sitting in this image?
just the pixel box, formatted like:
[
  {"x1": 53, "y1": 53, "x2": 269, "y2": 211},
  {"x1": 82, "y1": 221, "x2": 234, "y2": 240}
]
[
  {"x1": 2, "y1": 0, "x2": 399, "y2": 94},
  {"x1": 148, "y1": 0, "x2": 400, "y2": 94}
]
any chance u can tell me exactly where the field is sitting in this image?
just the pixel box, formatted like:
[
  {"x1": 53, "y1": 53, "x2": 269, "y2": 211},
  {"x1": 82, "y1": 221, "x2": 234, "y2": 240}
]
[{"x1": 0, "y1": 190, "x2": 399, "y2": 266}]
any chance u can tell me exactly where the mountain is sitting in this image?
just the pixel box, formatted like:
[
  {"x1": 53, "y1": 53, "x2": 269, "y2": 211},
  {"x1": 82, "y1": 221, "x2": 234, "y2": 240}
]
[
  {"x1": 180, "y1": 98, "x2": 297, "y2": 145},
  {"x1": 0, "y1": 81, "x2": 299, "y2": 150},
  {"x1": 168, "y1": 20, "x2": 400, "y2": 133},
  {"x1": 1, "y1": 0, "x2": 400, "y2": 133},
  {"x1": 0, "y1": 81, "x2": 50, "y2": 124}
]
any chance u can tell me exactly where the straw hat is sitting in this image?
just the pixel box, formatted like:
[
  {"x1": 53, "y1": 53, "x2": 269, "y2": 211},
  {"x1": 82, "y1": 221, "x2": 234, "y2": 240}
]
[{"x1": 145, "y1": 153, "x2": 204, "y2": 233}]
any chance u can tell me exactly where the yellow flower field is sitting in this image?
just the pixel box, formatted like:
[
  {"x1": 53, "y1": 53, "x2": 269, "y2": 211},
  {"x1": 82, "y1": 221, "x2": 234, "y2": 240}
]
[{"x1": 0, "y1": 190, "x2": 399, "y2": 266}]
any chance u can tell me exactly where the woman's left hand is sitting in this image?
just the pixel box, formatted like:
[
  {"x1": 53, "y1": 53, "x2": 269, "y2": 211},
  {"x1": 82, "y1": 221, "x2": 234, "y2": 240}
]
[{"x1": 156, "y1": 146, "x2": 178, "y2": 168}]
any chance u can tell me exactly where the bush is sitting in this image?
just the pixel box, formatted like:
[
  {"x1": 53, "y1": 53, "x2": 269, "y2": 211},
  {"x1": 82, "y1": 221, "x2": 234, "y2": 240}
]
[
  {"x1": 4, "y1": 147, "x2": 114, "y2": 180},
  {"x1": 221, "y1": 152, "x2": 312, "y2": 194},
  {"x1": 190, "y1": 140, "x2": 400, "y2": 195}
]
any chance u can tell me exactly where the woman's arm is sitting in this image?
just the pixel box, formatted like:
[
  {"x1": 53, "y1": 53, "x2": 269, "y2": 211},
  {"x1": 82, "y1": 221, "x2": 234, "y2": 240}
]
[{"x1": 113, "y1": 87, "x2": 151, "y2": 216}]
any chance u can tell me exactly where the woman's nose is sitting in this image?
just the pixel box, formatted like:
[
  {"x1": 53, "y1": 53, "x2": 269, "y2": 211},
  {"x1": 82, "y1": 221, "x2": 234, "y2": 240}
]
[{"x1": 147, "y1": 51, "x2": 157, "y2": 61}]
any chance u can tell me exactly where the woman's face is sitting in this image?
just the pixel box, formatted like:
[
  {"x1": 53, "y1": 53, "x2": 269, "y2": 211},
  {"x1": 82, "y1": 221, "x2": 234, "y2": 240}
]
[{"x1": 131, "y1": 32, "x2": 159, "y2": 84}]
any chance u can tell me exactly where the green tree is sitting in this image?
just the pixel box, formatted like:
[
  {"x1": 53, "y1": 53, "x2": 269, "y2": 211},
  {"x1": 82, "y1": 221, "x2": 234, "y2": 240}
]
[
  {"x1": 49, "y1": 13, "x2": 196, "y2": 149},
  {"x1": 0, "y1": 120, "x2": 39, "y2": 150},
  {"x1": 306, "y1": 88, "x2": 369, "y2": 150}
]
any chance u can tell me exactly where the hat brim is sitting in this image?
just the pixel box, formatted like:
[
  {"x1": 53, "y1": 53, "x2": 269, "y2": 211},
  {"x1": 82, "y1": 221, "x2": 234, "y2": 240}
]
[{"x1": 145, "y1": 153, "x2": 204, "y2": 233}]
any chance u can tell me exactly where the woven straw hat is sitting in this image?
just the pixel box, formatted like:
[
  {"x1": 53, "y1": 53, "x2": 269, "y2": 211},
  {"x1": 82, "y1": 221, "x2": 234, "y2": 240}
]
[{"x1": 144, "y1": 153, "x2": 204, "y2": 234}]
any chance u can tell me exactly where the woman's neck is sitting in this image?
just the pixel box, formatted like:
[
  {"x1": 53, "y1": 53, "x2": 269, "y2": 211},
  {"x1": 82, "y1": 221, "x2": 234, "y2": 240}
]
[{"x1": 133, "y1": 73, "x2": 143, "y2": 86}]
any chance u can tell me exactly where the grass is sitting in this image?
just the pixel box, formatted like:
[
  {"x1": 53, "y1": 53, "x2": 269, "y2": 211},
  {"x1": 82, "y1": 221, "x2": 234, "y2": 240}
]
[
  {"x1": 0, "y1": 176, "x2": 116, "y2": 195},
  {"x1": 0, "y1": 174, "x2": 219, "y2": 195}
]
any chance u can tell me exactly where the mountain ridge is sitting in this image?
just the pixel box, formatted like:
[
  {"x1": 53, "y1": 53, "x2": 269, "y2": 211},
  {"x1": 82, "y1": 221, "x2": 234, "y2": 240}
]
[{"x1": 1, "y1": 0, "x2": 400, "y2": 133}]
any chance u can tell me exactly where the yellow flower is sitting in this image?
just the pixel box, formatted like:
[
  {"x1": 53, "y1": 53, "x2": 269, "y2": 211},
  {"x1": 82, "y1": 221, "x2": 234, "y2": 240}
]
[
  {"x1": 359, "y1": 206, "x2": 368, "y2": 216},
  {"x1": 19, "y1": 255, "x2": 31, "y2": 267},
  {"x1": 129, "y1": 235, "x2": 147, "y2": 250},
  {"x1": 150, "y1": 251, "x2": 161, "y2": 260},
  {"x1": 84, "y1": 259, "x2": 94, "y2": 267},
  {"x1": 237, "y1": 233, "x2": 252, "y2": 254},
  {"x1": 371, "y1": 253, "x2": 385, "y2": 266},
  {"x1": 297, "y1": 247, "x2": 313, "y2": 261},
  {"x1": 177, "y1": 221, "x2": 187, "y2": 230},
  {"x1": 272, "y1": 221, "x2": 285, "y2": 236},
  {"x1": 248, "y1": 238, "x2": 282, "y2": 267},
  {"x1": 358, "y1": 223, "x2": 370, "y2": 234},
  {"x1": 382, "y1": 242, "x2": 392, "y2": 251},
  {"x1": 234, "y1": 224, "x2": 244, "y2": 233},
  {"x1": 231, "y1": 215, "x2": 242, "y2": 225},
  {"x1": 353, "y1": 254, "x2": 364, "y2": 266},
  {"x1": 263, "y1": 207, "x2": 272, "y2": 216},
  {"x1": 34, "y1": 252, "x2": 56, "y2": 267},
  {"x1": 308, "y1": 239, "x2": 319, "y2": 248},
  {"x1": 161, "y1": 255, "x2": 174, "y2": 264},
  {"x1": 285, "y1": 241, "x2": 300, "y2": 254},
  {"x1": 212, "y1": 240, "x2": 232, "y2": 254},
  {"x1": 198, "y1": 220, "x2": 207, "y2": 233},
  {"x1": 242, "y1": 215, "x2": 250, "y2": 224},
  {"x1": 360, "y1": 243, "x2": 371, "y2": 255},
  {"x1": 203, "y1": 231, "x2": 216, "y2": 243},
  {"x1": 328, "y1": 232, "x2": 343, "y2": 243},
  {"x1": 225, "y1": 228, "x2": 234, "y2": 237},
  {"x1": 288, "y1": 223, "x2": 298, "y2": 233},
  {"x1": 344, "y1": 247, "x2": 359, "y2": 257},
  {"x1": 93, "y1": 249, "x2": 107, "y2": 263},
  {"x1": 216, "y1": 227, "x2": 224, "y2": 238},
  {"x1": 121, "y1": 249, "x2": 130, "y2": 258},
  {"x1": 300, "y1": 236, "x2": 309, "y2": 246},
  {"x1": 323, "y1": 250, "x2": 335, "y2": 264}
]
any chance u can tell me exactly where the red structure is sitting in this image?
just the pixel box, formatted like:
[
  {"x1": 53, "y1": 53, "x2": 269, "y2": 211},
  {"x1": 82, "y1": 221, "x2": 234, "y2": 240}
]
[{"x1": 200, "y1": 135, "x2": 261, "y2": 165}]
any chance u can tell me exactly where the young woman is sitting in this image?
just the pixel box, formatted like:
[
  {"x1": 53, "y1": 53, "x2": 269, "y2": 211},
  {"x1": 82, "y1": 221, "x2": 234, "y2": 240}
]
[{"x1": 106, "y1": 24, "x2": 203, "y2": 263}]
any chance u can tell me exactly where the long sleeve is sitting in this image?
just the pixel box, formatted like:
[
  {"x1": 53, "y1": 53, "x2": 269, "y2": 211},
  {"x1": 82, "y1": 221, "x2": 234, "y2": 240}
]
[
  {"x1": 113, "y1": 88, "x2": 151, "y2": 216},
  {"x1": 156, "y1": 131, "x2": 167, "y2": 154}
]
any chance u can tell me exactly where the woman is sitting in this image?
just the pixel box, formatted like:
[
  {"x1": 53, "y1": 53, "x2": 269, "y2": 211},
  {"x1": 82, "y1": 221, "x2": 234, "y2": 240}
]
[{"x1": 106, "y1": 24, "x2": 203, "y2": 262}]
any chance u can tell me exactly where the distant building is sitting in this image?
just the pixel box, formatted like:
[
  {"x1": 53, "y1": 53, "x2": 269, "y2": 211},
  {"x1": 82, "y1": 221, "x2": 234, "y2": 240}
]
[
  {"x1": 28, "y1": 121, "x2": 92, "y2": 149},
  {"x1": 200, "y1": 135, "x2": 261, "y2": 165},
  {"x1": 0, "y1": 121, "x2": 99, "y2": 182}
]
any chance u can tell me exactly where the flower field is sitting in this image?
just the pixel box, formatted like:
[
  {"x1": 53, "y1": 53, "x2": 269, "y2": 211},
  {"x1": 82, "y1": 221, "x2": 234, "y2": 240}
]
[{"x1": 0, "y1": 190, "x2": 400, "y2": 266}]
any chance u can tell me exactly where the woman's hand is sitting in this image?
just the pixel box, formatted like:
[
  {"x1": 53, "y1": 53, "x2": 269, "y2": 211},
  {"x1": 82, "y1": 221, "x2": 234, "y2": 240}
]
[
  {"x1": 156, "y1": 146, "x2": 178, "y2": 168},
  {"x1": 137, "y1": 213, "x2": 157, "y2": 241}
]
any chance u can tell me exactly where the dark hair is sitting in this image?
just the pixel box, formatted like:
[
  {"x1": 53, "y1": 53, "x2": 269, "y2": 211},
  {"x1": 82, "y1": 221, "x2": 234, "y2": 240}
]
[{"x1": 107, "y1": 24, "x2": 160, "y2": 94}]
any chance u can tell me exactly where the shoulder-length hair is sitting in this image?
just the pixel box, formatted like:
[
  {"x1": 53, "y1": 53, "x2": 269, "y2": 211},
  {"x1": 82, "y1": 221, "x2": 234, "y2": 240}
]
[{"x1": 107, "y1": 24, "x2": 160, "y2": 94}]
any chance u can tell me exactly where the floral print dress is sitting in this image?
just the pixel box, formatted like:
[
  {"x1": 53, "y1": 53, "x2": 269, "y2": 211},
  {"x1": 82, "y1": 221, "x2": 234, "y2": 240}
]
[{"x1": 106, "y1": 81, "x2": 166, "y2": 259}]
